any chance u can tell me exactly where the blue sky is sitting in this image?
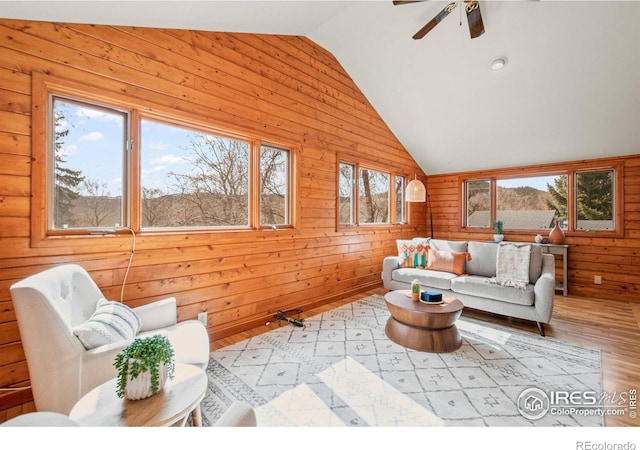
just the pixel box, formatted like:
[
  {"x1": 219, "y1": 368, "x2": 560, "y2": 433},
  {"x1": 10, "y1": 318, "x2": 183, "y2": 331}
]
[{"x1": 56, "y1": 100, "x2": 203, "y2": 196}]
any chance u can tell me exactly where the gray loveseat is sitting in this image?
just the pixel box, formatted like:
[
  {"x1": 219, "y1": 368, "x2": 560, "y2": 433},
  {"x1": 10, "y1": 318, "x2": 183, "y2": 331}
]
[{"x1": 382, "y1": 238, "x2": 556, "y2": 335}]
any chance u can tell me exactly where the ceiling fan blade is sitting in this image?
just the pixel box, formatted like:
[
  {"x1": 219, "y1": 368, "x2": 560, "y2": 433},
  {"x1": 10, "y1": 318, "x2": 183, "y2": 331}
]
[
  {"x1": 465, "y1": 0, "x2": 485, "y2": 39},
  {"x1": 412, "y1": 2, "x2": 457, "y2": 40}
]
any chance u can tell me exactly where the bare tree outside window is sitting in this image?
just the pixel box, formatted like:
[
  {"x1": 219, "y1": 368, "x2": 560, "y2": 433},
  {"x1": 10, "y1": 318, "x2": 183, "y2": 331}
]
[
  {"x1": 141, "y1": 119, "x2": 250, "y2": 228},
  {"x1": 339, "y1": 163, "x2": 356, "y2": 226},
  {"x1": 260, "y1": 145, "x2": 289, "y2": 226},
  {"x1": 395, "y1": 175, "x2": 406, "y2": 224},
  {"x1": 359, "y1": 168, "x2": 389, "y2": 224},
  {"x1": 169, "y1": 135, "x2": 249, "y2": 227}
]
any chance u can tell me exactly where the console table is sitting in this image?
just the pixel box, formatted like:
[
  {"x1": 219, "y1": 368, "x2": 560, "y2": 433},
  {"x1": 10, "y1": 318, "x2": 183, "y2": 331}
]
[{"x1": 538, "y1": 243, "x2": 568, "y2": 296}]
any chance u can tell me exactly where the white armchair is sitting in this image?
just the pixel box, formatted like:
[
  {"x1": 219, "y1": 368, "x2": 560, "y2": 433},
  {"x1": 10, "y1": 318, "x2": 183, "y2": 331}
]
[{"x1": 10, "y1": 264, "x2": 210, "y2": 415}]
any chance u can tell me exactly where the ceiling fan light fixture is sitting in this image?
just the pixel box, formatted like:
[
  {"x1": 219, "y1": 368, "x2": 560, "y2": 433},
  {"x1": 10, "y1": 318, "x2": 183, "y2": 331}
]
[{"x1": 490, "y1": 56, "x2": 508, "y2": 71}]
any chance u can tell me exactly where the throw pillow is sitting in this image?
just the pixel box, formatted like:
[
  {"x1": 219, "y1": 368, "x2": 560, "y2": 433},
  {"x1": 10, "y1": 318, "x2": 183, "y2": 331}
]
[
  {"x1": 486, "y1": 243, "x2": 532, "y2": 290},
  {"x1": 495, "y1": 243, "x2": 531, "y2": 283},
  {"x1": 397, "y1": 239, "x2": 430, "y2": 268},
  {"x1": 73, "y1": 298, "x2": 142, "y2": 350},
  {"x1": 426, "y1": 250, "x2": 472, "y2": 275}
]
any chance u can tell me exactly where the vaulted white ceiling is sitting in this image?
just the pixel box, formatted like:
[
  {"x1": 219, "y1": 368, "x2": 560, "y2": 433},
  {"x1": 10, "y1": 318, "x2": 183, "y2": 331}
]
[{"x1": 3, "y1": 0, "x2": 639, "y2": 175}]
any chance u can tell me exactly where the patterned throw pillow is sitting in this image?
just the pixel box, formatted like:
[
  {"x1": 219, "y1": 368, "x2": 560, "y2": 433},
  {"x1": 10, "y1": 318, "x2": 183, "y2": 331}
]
[
  {"x1": 73, "y1": 298, "x2": 142, "y2": 350},
  {"x1": 397, "y1": 239, "x2": 430, "y2": 268},
  {"x1": 426, "y1": 249, "x2": 472, "y2": 275}
]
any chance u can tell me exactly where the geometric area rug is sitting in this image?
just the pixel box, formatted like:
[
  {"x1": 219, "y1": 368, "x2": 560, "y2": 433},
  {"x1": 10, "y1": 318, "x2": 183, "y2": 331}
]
[{"x1": 202, "y1": 294, "x2": 603, "y2": 427}]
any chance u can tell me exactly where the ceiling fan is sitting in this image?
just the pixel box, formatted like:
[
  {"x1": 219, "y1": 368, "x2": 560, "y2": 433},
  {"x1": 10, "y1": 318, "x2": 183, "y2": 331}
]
[{"x1": 394, "y1": 0, "x2": 485, "y2": 40}]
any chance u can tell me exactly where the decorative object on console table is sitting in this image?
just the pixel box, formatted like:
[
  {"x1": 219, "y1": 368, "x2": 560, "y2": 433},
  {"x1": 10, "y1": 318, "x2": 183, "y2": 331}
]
[
  {"x1": 493, "y1": 220, "x2": 504, "y2": 242},
  {"x1": 549, "y1": 219, "x2": 565, "y2": 244},
  {"x1": 114, "y1": 334, "x2": 175, "y2": 400}
]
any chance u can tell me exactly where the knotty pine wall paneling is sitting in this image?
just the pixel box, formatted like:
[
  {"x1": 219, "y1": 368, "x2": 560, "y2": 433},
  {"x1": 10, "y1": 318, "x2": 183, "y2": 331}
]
[{"x1": 0, "y1": 19, "x2": 426, "y2": 418}]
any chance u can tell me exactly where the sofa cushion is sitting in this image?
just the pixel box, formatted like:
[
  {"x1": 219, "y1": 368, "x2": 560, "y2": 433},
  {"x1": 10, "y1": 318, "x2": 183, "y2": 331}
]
[
  {"x1": 451, "y1": 276, "x2": 535, "y2": 306},
  {"x1": 429, "y1": 239, "x2": 468, "y2": 253},
  {"x1": 73, "y1": 298, "x2": 142, "y2": 350},
  {"x1": 466, "y1": 241, "x2": 498, "y2": 277},
  {"x1": 392, "y1": 268, "x2": 457, "y2": 290},
  {"x1": 426, "y1": 249, "x2": 471, "y2": 276},
  {"x1": 396, "y1": 239, "x2": 430, "y2": 268}
]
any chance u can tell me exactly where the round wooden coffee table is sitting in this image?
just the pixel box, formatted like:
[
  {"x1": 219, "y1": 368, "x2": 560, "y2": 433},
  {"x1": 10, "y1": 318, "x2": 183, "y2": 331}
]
[
  {"x1": 69, "y1": 363, "x2": 207, "y2": 426},
  {"x1": 384, "y1": 290, "x2": 464, "y2": 353}
]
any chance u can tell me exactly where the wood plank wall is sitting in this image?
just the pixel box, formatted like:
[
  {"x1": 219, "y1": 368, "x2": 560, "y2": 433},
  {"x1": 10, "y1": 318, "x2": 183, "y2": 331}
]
[
  {"x1": 427, "y1": 156, "x2": 640, "y2": 301},
  {"x1": 0, "y1": 19, "x2": 426, "y2": 418}
]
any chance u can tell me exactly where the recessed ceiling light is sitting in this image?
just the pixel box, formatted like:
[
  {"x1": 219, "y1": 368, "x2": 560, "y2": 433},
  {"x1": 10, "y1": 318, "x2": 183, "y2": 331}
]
[{"x1": 490, "y1": 56, "x2": 508, "y2": 71}]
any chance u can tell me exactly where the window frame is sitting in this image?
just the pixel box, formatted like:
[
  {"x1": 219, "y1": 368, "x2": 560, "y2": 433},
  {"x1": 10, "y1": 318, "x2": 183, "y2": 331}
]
[
  {"x1": 337, "y1": 157, "x2": 408, "y2": 230},
  {"x1": 31, "y1": 74, "x2": 297, "y2": 247},
  {"x1": 48, "y1": 94, "x2": 131, "y2": 234},
  {"x1": 460, "y1": 160, "x2": 623, "y2": 238}
]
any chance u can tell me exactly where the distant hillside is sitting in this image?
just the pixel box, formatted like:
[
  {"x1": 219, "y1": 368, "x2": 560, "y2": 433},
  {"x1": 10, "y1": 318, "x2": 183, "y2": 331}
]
[{"x1": 467, "y1": 181, "x2": 553, "y2": 212}]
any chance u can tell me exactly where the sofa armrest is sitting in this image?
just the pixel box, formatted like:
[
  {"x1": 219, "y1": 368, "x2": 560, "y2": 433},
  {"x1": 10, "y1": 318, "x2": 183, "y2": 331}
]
[
  {"x1": 533, "y1": 254, "x2": 556, "y2": 323},
  {"x1": 134, "y1": 297, "x2": 178, "y2": 332},
  {"x1": 382, "y1": 256, "x2": 400, "y2": 289}
]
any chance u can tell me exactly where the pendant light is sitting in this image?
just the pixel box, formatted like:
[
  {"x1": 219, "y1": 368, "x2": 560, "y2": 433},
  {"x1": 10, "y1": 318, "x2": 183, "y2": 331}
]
[{"x1": 405, "y1": 175, "x2": 426, "y2": 202}]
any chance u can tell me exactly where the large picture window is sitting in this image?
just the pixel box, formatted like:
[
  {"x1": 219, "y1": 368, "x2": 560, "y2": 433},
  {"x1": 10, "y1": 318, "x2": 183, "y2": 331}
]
[
  {"x1": 496, "y1": 175, "x2": 568, "y2": 230},
  {"x1": 463, "y1": 164, "x2": 620, "y2": 236},
  {"x1": 36, "y1": 81, "x2": 294, "y2": 241},
  {"x1": 140, "y1": 119, "x2": 250, "y2": 228}
]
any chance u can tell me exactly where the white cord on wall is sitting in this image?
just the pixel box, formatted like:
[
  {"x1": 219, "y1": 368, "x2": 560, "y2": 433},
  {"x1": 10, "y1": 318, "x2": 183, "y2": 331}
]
[{"x1": 120, "y1": 227, "x2": 136, "y2": 303}]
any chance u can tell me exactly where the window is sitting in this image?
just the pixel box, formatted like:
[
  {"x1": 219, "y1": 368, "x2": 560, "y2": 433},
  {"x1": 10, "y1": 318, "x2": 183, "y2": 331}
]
[
  {"x1": 465, "y1": 180, "x2": 491, "y2": 228},
  {"x1": 575, "y1": 169, "x2": 614, "y2": 231},
  {"x1": 359, "y1": 167, "x2": 389, "y2": 224},
  {"x1": 496, "y1": 175, "x2": 568, "y2": 230},
  {"x1": 260, "y1": 144, "x2": 290, "y2": 227},
  {"x1": 36, "y1": 80, "x2": 295, "y2": 241},
  {"x1": 51, "y1": 96, "x2": 128, "y2": 230},
  {"x1": 140, "y1": 119, "x2": 250, "y2": 228},
  {"x1": 395, "y1": 175, "x2": 406, "y2": 224},
  {"x1": 462, "y1": 164, "x2": 620, "y2": 236},
  {"x1": 339, "y1": 162, "x2": 356, "y2": 226},
  {"x1": 338, "y1": 160, "x2": 406, "y2": 227}
]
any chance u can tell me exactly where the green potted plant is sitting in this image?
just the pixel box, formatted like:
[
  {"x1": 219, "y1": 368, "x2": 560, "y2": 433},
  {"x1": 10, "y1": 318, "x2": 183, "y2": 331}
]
[
  {"x1": 114, "y1": 334, "x2": 175, "y2": 400},
  {"x1": 493, "y1": 220, "x2": 504, "y2": 242}
]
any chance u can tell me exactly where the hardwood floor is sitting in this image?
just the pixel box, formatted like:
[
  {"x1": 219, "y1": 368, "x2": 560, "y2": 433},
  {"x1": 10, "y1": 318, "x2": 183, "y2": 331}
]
[{"x1": 212, "y1": 287, "x2": 640, "y2": 427}]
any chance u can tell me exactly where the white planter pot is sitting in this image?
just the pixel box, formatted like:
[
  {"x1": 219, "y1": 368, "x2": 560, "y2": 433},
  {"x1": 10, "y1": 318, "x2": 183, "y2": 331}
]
[
  {"x1": 493, "y1": 234, "x2": 504, "y2": 242},
  {"x1": 124, "y1": 361, "x2": 168, "y2": 400}
]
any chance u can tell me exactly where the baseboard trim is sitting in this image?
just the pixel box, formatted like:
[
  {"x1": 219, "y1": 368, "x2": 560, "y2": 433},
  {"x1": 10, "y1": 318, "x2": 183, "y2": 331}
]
[{"x1": 209, "y1": 280, "x2": 383, "y2": 341}]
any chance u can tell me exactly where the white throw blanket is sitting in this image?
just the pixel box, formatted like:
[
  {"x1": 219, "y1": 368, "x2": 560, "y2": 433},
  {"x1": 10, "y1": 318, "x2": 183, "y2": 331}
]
[{"x1": 486, "y1": 243, "x2": 531, "y2": 290}]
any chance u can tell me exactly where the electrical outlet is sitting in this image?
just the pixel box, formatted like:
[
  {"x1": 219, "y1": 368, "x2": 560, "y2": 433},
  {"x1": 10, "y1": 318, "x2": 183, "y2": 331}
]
[
  {"x1": 198, "y1": 311, "x2": 207, "y2": 326},
  {"x1": 594, "y1": 275, "x2": 602, "y2": 285}
]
